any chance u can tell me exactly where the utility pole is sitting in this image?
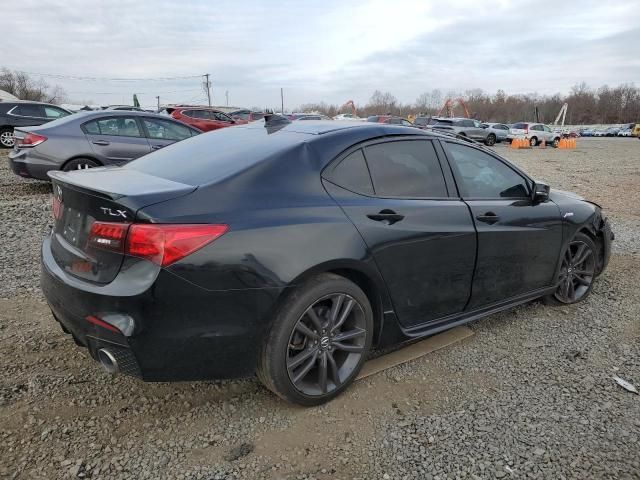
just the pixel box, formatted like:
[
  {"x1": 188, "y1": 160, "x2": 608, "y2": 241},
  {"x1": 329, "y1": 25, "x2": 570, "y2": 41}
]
[
  {"x1": 225, "y1": 90, "x2": 229, "y2": 107},
  {"x1": 156, "y1": 96, "x2": 160, "y2": 112},
  {"x1": 280, "y1": 88, "x2": 284, "y2": 113},
  {"x1": 203, "y1": 74, "x2": 212, "y2": 106}
]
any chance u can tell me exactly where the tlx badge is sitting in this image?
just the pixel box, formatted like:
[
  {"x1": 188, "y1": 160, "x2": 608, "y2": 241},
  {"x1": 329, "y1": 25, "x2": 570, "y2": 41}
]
[{"x1": 100, "y1": 207, "x2": 127, "y2": 219}]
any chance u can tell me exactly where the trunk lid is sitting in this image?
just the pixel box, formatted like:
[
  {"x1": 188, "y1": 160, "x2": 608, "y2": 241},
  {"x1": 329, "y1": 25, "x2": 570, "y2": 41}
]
[{"x1": 48, "y1": 168, "x2": 196, "y2": 284}]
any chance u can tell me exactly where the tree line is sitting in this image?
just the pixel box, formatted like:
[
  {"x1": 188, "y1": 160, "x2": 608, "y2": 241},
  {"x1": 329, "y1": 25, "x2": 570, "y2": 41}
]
[
  {"x1": 0, "y1": 69, "x2": 67, "y2": 104},
  {"x1": 297, "y1": 83, "x2": 640, "y2": 125}
]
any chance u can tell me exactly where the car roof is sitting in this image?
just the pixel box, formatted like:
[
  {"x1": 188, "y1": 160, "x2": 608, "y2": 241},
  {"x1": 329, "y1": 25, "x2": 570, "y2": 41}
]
[{"x1": 241, "y1": 119, "x2": 424, "y2": 136}]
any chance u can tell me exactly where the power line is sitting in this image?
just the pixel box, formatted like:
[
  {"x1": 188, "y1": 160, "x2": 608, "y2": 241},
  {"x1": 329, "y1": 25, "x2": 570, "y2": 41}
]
[
  {"x1": 66, "y1": 88, "x2": 202, "y2": 95},
  {"x1": 15, "y1": 70, "x2": 202, "y2": 82}
]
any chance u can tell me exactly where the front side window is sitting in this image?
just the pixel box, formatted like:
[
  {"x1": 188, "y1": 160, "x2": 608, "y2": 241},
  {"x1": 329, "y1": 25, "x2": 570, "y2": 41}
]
[
  {"x1": 88, "y1": 117, "x2": 142, "y2": 137},
  {"x1": 44, "y1": 107, "x2": 69, "y2": 119},
  {"x1": 214, "y1": 112, "x2": 232, "y2": 122},
  {"x1": 543, "y1": 125, "x2": 552, "y2": 132},
  {"x1": 364, "y1": 140, "x2": 447, "y2": 198},
  {"x1": 446, "y1": 142, "x2": 529, "y2": 199},
  {"x1": 143, "y1": 118, "x2": 194, "y2": 140}
]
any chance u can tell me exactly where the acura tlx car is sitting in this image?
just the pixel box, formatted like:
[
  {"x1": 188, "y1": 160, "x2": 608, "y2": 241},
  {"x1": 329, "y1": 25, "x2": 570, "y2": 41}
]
[{"x1": 41, "y1": 115, "x2": 613, "y2": 406}]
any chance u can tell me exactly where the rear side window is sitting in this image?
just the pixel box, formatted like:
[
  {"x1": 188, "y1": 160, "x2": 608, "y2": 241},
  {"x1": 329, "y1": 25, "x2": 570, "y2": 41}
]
[
  {"x1": 364, "y1": 140, "x2": 447, "y2": 198},
  {"x1": 13, "y1": 104, "x2": 44, "y2": 117},
  {"x1": 512, "y1": 123, "x2": 527, "y2": 129},
  {"x1": 44, "y1": 107, "x2": 69, "y2": 119},
  {"x1": 325, "y1": 149, "x2": 374, "y2": 195}
]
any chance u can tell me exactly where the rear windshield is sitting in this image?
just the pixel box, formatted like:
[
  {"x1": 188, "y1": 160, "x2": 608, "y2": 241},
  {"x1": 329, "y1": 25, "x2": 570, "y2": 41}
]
[
  {"x1": 124, "y1": 125, "x2": 305, "y2": 186},
  {"x1": 512, "y1": 123, "x2": 527, "y2": 129},
  {"x1": 434, "y1": 119, "x2": 453, "y2": 125}
]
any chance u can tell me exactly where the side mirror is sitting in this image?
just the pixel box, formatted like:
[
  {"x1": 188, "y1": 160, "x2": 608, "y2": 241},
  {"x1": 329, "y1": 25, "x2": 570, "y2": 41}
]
[{"x1": 532, "y1": 181, "x2": 550, "y2": 203}]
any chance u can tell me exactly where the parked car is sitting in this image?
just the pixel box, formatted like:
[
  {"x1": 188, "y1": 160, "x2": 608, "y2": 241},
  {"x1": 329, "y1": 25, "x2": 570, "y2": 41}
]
[
  {"x1": 0, "y1": 101, "x2": 72, "y2": 148},
  {"x1": 366, "y1": 115, "x2": 413, "y2": 126},
  {"x1": 593, "y1": 129, "x2": 606, "y2": 137},
  {"x1": 287, "y1": 113, "x2": 333, "y2": 121},
  {"x1": 617, "y1": 128, "x2": 632, "y2": 137},
  {"x1": 41, "y1": 117, "x2": 612, "y2": 405},
  {"x1": 604, "y1": 127, "x2": 620, "y2": 137},
  {"x1": 163, "y1": 106, "x2": 244, "y2": 131},
  {"x1": 432, "y1": 118, "x2": 497, "y2": 146},
  {"x1": 508, "y1": 122, "x2": 561, "y2": 147},
  {"x1": 103, "y1": 105, "x2": 146, "y2": 112},
  {"x1": 227, "y1": 109, "x2": 265, "y2": 122},
  {"x1": 412, "y1": 116, "x2": 440, "y2": 129},
  {"x1": 482, "y1": 123, "x2": 510, "y2": 142},
  {"x1": 579, "y1": 128, "x2": 594, "y2": 137},
  {"x1": 8, "y1": 111, "x2": 200, "y2": 180},
  {"x1": 333, "y1": 113, "x2": 363, "y2": 121}
]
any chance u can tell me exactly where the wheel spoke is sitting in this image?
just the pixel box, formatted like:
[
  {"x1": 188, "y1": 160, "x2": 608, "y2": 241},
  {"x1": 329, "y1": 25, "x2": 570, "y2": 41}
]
[
  {"x1": 326, "y1": 351, "x2": 340, "y2": 387},
  {"x1": 572, "y1": 243, "x2": 586, "y2": 264},
  {"x1": 331, "y1": 298, "x2": 354, "y2": 333},
  {"x1": 295, "y1": 321, "x2": 319, "y2": 340},
  {"x1": 332, "y1": 342, "x2": 364, "y2": 353},
  {"x1": 305, "y1": 307, "x2": 324, "y2": 332},
  {"x1": 333, "y1": 328, "x2": 365, "y2": 343},
  {"x1": 573, "y1": 248, "x2": 592, "y2": 266},
  {"x1": 328, "y1": 294, "x2": 345, "y2": 330},
  {"x1": 318, "y1": 351, "x2": 328, "y2": 394},
  {"x1": 292, "y1": 350, "x2": 318, "y2": 384},
  {"x1": 568, "y1": 278, "x2": 576, "y2": 299},
  {"x1": 574, "y1": 275, "x2": 590, "y2": 286},
  {"x1": 572, "y1": 269, "x2": 591, "y2": 276},
  {"x1": 287, "y1": 347, "x2": 316, "y2": 370}
]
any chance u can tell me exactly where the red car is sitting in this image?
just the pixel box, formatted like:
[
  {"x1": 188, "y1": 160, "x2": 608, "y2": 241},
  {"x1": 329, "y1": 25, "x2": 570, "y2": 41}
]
[
  {"x1": 366, "y1": 115, "x2": 414, "y2": 126},
  {"x1": 163, "y1": 106, "x2": 246, "y2": 132}
]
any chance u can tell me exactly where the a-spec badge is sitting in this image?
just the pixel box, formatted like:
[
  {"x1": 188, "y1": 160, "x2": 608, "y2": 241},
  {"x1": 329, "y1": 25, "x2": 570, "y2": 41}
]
[{"x1": 100, "y1": 207, "x2": 128, "y2": 219}]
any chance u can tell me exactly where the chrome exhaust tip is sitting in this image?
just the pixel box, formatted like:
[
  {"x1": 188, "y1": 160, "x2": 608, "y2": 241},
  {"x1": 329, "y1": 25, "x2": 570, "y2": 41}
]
[{"x1": 97, "y1": 348, "x2": 119, "y2": 374}]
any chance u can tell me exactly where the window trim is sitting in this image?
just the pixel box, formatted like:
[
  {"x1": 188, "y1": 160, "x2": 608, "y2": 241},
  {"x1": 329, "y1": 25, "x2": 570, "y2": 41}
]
[
  {"x1": 440, "y1": 140, "x2": 533, "y2": 201},
  {"x1": 7, "y1": 104, "x2": 47, "y2": 119},
  {"x1": 80, "y1": 116, "x2": 146, "y2": 138},
  {"x1": 323, "y1": 136, "x2": 453, "y2": 200}
]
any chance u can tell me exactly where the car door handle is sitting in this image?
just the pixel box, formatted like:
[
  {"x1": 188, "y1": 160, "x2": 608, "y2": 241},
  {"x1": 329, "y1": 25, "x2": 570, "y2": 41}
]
[
  {"x1": 151, "y1": 145, "x2": 164, "y2": 150},
  {"x1": 92, "y1": 140, "x2": 110, "y2": 146},
  {"x1": 476, "y1": 212, "x2": 500, "y2": 224},
  {"x1": 367, "y1": 210, "x2": 405, "y2": 225}
]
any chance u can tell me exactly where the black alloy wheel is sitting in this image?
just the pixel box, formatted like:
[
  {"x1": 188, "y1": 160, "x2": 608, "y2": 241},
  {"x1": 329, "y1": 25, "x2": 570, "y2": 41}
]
[
  {"x1": 258, "y1": 273, "x2": 373, "y2": 406},
  {"x1": 286, "y1": 293, "x2": 367, "y2": 396},
  {"x1": 552, "y1": 233, "x2": 597, "y2": 304},
  {"x1": 485, "y1": 133, "x2": 496, "y2": 146}
]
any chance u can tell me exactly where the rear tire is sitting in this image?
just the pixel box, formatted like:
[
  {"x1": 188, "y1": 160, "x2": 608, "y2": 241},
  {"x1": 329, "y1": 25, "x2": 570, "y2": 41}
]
[
  {"x1": 544, "y1": 232, "x2": 597, "y2": 306},
  {"x1": 62, "y1": 158, "x2": 101, "y2": 171},
  {"x1": 0, "y1": 127, "x2": 14, "y2": 148},
  {"x1": 257, "y1": 273, "x2": 373, "y2": 406},
  {"x1": 485, "y1": 133, "x2": 496, "y2": 146},
  {"x1": 529, "y1": 136, "x2": 538, "y2": 147}
]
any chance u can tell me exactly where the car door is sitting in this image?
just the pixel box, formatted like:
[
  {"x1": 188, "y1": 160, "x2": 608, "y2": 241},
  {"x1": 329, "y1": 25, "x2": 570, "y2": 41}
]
[
  {"x1": 442, "y1": 141, "x2": 562, "y2": 309},
  {"x1": 83, "y1": 116, "x2": 151, "y2": 164},
  {"x1": 542, "y1": 125, "x2": 554, "y2": 142},
  {"x1": 322, "y1": 138, "x2": 477, "y2": 328},
  {"x1": 141, "y1": 117, "x2": 198, "y2": 151}
]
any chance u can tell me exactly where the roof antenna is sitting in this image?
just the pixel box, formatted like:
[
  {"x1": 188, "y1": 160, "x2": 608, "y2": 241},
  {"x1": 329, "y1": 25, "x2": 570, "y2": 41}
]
[{"x1": 264, "y1": 113, "x2": 291, "y2": 125}]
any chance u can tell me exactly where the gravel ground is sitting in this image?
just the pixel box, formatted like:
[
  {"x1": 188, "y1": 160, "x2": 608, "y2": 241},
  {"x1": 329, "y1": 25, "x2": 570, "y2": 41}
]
[{"x1": 0, "y1": 138, "x2": 639, "y2": 479}]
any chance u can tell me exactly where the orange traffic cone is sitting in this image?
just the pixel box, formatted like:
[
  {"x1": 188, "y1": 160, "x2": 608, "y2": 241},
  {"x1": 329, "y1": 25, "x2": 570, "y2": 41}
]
[
  {"x1": 510, "y1": 138, "x2": 518, "y2": 149},
  {"x1": 558, "y1": 138, "x2": 565, "y2": 149}
]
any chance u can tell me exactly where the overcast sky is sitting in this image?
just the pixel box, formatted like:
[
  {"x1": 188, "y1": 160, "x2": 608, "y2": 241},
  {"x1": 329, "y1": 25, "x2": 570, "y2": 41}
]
[{"x1": 5, "y1": 0, "x2": 640, "y2": 109}]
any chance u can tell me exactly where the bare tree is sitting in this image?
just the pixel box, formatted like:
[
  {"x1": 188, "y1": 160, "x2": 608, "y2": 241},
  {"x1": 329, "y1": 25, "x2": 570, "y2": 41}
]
[{"x1": 0, "y1": 68, "x2": 67, "y2": 104}]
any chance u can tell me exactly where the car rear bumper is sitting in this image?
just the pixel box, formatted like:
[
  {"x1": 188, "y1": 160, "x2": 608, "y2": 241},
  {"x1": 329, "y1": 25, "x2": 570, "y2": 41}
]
[
  {"x1": 8, "y1": 149, "x2": 58, "y2": 180},
  {"x1": 41, "y1": 235, "x2": 278, "y2": 381}
]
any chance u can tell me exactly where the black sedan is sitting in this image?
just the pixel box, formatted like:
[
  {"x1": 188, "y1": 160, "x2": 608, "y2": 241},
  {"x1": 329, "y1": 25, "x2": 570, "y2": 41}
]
[
  {"x1": 41, "y1": 116, "x2": 613, "y2": 405},
  {"x1": 9, "y1": 111, "x2": 201, "y2": 180}
]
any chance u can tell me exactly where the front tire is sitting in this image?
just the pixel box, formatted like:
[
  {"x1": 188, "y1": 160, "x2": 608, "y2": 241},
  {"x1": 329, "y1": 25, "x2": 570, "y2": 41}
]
[
  {"x1": 485, "y1": 133, "x2": 496, "y2": 146},
  {"x1": 545, "y1": 232, "x2": 597, "y2": 305},
  {"x1": 257, "y1": 273, "x2": 373, "y2": 406}
]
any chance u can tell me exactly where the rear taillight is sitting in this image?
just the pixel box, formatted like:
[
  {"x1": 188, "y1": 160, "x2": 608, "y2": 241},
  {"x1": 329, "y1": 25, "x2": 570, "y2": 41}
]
[
  {"x1": 87, "y1": 222, "x2": 228, "y2": 267},
  {"x1": 88, "y1": 222, "x2": 128, "y2": 252},
  {"x1": 524, "y1": 125, "x2": 529, "y2": 134},
  {"x1": 52, "y1": 196, "x2": 63, "y2": 220},
  {"x1": 126, "y1": 224, "x2": 228, "y2": 267},
  {"x1": 18, "y1": 132, "x2": 47, "y2": 147}
]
